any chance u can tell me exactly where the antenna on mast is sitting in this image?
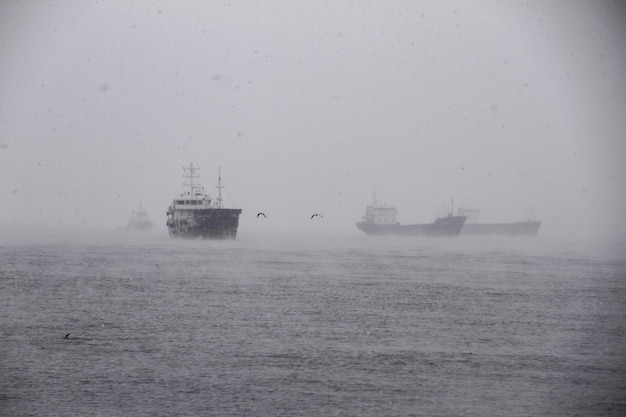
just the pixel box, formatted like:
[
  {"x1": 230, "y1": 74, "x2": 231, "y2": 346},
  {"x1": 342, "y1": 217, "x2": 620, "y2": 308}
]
[
  {"x1": 183, "y1": 163, "x2": 200, "y2": 187},
  {"x1": 182, "y1": 163, "x2": 204, "y2": 197},
  {"x1": 216, "y1": 167, "x2": 223, "y2": 208}
]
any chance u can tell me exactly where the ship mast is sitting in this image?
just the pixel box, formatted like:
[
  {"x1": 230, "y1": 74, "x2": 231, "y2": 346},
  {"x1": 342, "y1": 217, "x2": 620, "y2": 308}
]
[
  {"x1": 216, "y1": 167, "x2": 223, "y2": 208},
  {"x1": 183, "y1": 163, "x2": 201, "y2": 195}
]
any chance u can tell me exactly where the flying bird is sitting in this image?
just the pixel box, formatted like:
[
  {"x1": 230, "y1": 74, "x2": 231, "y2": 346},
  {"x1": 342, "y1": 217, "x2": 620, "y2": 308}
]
[
  {"x1": 257, "y1": 212, "x2": 266, "y2": 218},
  {"x1": 311, "y1": 214, "x2": 323, "y2": 219}
]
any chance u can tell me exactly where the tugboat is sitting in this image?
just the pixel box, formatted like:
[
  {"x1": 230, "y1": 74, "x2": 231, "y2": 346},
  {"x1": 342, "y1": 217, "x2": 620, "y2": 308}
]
[
  {"x1": 166, "y1": 164, "x2": 242, "y2": 239},
  {"x1": 356, "y1": 194, "x2": 466, "y2": 237},
  {"x1": 124, "y1": 202, "x2": 153, "y2": 231}
]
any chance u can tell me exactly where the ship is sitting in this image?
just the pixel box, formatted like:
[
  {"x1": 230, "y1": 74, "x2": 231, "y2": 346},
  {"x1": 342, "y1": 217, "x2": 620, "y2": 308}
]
[
  {"x1": 356, "y1": 196, "x2": 466, "y2": 237},
  {"x1": 457, "y1": 208, "x2": 541, "y2": 236},
  {"x1": 123, "y1": 202, "x2": 153, "y2": 231},
  {"x1": 166, "y1": 163, "x2": 242, "y2": 239}
]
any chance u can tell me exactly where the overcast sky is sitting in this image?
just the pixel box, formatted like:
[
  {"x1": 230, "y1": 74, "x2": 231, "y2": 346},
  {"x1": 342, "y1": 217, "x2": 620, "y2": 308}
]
[{"x1": 1, "y1": 0, "x2": 625, "y2": 240}]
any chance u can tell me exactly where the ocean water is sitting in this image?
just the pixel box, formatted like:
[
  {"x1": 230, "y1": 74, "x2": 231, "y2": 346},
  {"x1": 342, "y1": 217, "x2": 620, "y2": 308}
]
[{"x1": 1, "y1": 231, "x2": 625, "y2": 417}]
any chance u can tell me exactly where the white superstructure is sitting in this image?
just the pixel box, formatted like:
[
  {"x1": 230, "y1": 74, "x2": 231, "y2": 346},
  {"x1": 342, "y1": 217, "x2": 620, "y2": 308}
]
[{"x1": 362, "y1": 194, "x2": 398, "y2": 225}]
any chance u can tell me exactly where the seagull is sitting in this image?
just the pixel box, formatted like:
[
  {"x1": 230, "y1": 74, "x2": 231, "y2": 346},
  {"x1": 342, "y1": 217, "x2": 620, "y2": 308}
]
[
  {"x1": 311, "y1": 213, "x2": 323, "y2": 219},
  {"x1": 256, "y1": 212, "x2": 266, "y2": 218}
]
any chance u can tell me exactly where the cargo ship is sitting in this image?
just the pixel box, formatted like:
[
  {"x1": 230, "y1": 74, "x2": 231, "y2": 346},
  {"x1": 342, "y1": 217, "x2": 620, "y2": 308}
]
[
  {"x1": 457, "y1": 208, "x2": 541, "y2": 236},
  {"x1": 356, "y1": 196, "x2": 466, "y2": 237},
  {"x1": 166, "y1": 164, "x2": 242, "y2": 239}
]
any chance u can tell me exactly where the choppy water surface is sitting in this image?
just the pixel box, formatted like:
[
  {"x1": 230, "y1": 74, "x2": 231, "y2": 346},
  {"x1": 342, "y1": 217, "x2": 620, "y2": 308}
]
[{"x1": 1, "y1": 232, "x2": 625, "y2": 416}]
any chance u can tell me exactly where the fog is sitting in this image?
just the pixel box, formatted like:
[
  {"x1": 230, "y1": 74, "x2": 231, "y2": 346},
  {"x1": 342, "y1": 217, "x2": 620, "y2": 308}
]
[{"x1": 1, "y1": 1, "x2": 625, "y2": 241}]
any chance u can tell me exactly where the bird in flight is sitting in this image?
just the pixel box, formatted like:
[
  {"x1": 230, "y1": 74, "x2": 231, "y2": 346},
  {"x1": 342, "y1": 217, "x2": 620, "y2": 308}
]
[
  {"x1": 311, "y1": 213, "x2": 323, "y2": 219},
  {"x1": 257, "y1": 212, "x2": 266, "y2": 218}
]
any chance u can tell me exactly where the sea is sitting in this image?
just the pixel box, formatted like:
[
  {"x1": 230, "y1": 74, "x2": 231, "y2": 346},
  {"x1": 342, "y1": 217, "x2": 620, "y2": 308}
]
[{"x1": 1, "y1": 230, "x2": 625, "y2": 417}]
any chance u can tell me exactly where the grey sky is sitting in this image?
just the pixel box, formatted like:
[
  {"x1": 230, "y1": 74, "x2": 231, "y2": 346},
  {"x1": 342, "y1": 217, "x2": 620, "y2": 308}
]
[{"x1": 1, "y1": 0, "x2": 625, "y2": 240}]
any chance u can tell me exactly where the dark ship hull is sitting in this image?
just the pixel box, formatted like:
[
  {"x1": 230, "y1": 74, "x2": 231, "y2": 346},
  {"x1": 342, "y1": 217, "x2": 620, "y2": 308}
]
[
  {"x1": 356, "y1": 215, "x2": 466, "y2": 237},
  {"x1": 461, "y1": 221, "x2": 541, "y2": 236},
  {"x1": 167, "y1": 208, "x2": 242, "y2": 239}
]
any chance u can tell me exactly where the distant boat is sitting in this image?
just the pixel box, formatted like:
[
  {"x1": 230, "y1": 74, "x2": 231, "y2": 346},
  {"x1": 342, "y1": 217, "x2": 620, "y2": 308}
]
[
  {"x1": 457, "y1": 208, "x2": 541, "y2": 236},
  {"x1": 166, "y1": 163, "x2": 242, "y2": 239},
  {"x1": 123, "y1": 202, "x2": 153, "y2": 231},
  {"x1": 356, "y1": 195, "x2": 466, "y2": 237}
]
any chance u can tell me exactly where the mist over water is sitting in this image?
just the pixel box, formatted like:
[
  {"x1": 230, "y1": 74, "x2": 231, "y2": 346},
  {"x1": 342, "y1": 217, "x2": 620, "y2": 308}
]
[{"x1": 2, "y1": 1, "x2": 626, "y2": 415}]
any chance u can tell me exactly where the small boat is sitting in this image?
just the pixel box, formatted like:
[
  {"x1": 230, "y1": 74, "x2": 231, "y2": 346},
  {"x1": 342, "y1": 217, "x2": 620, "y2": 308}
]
[{"x1": 122, "y1": 202, "x2": 153, "y2": 231}]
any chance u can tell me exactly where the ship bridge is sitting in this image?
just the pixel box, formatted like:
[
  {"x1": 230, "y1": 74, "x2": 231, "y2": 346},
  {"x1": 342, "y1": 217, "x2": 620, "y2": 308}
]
[{"x1": 364, "y1": 204, "x2": 398, "y2": 225}]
